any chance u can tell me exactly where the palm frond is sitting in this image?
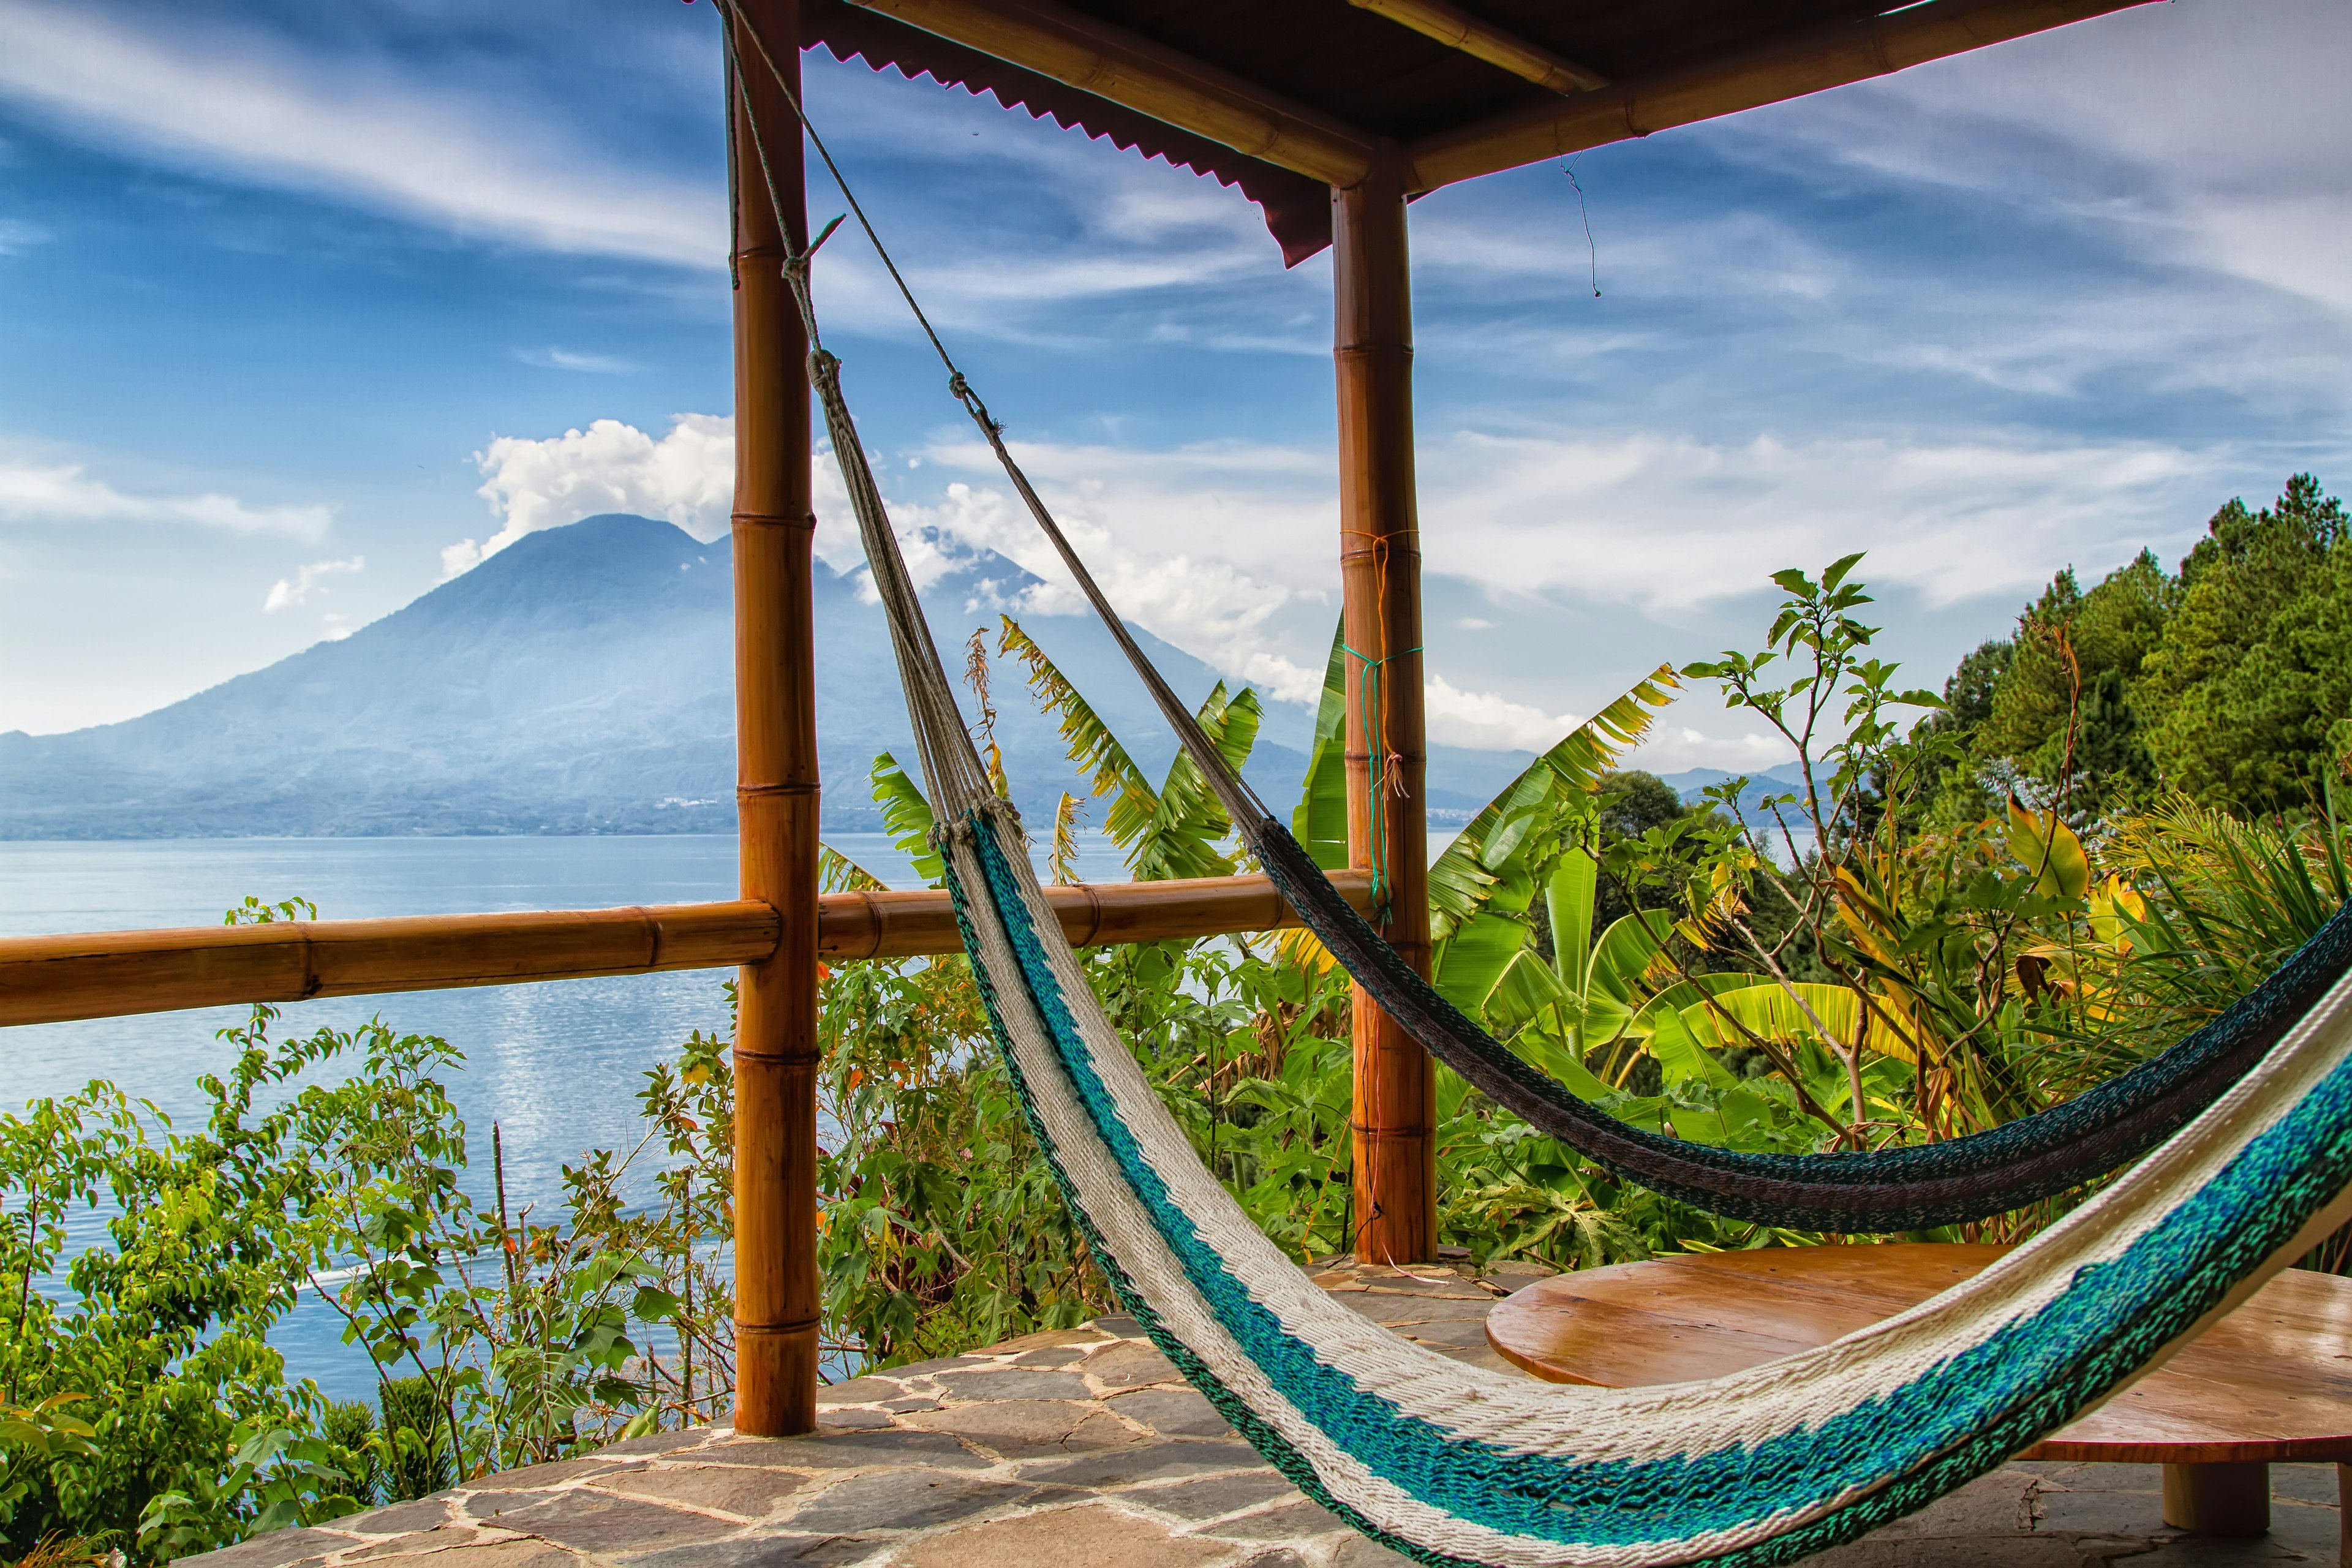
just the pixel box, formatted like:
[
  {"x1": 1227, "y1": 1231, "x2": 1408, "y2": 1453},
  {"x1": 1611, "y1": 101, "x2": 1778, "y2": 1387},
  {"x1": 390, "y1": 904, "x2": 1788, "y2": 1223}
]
[
  {"x1": 1429, "y1": 665, "x2": 1680, "y2": 940},
  {"x1": 998, "y1": 615, "x2": 1160, "y2": 843},
  {"x1": 1048, "y1": 792, "x2": 1087, "y2": 884},
  {"x1": 820, "y1": 843, "x2": 892, "y2": 893},
  {"x1": 1131, "y1": 683, "x2": 1262, "y2": 882}
]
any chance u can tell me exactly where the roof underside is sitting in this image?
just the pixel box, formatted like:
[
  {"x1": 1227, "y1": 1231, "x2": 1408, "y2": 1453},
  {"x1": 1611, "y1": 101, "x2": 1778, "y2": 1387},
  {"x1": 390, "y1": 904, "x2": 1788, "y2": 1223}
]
[{"x1": 796, "y1": 0, "x2": 2146, "y2": 265}]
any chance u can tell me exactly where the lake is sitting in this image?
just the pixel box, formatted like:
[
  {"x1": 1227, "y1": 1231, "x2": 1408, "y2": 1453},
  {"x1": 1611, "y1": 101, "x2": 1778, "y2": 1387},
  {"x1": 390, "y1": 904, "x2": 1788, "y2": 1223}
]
[{"x1": 0, "y1": 832, "x2": 1138, "y2": 1402}]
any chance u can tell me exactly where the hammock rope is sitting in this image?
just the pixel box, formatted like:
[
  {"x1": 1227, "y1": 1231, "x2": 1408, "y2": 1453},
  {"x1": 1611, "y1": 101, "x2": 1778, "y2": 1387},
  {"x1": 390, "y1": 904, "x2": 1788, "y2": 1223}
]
[
  {"x1": 715, "y1": 15, "x2": 2352, "y2": 1561},
  {"x1": 718, "y1": 0, "x2": 2352, "y2": 1234}
]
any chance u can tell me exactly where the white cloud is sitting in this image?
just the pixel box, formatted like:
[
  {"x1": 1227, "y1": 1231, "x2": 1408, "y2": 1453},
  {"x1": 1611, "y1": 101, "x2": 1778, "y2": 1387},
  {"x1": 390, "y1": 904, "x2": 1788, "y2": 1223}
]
[
  {"x1": 1417, "y1": 429, "x2": 2215, "y2": 612},
  {"x1": 1423, "y1": 674, "x2": 1581, "y2": 752},
  {"x1": 449, "y1": 412, "x2": 2240, "y2": 750},
  {"x1": 458, "y1": 413, "x2": 735, "y2": 575},
  {"x1": 263, "y1": 555, "x2": 363, "y2": 613},
  {"x1": 0, "y1": 454, "x2": 331, "y2": 538},
  {"x1": 905, "y1": 439, "x2": 1330, "y2": 699},
  {"x1": 514, "y1": 347, "x2": 639, "y2": 374},
  {"x1": 0, "y1": 2, "x2": 721, "y2": 269}
]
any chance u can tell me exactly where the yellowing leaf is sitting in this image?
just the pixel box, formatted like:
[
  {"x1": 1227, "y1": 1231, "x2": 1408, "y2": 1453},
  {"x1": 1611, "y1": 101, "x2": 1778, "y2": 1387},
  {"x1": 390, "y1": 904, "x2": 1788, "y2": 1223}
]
[
  {"x1": 2006, "y1": 795, "x2": 2092, "y2": 899},
  {"x1": 2087, "y1": 873, "x2": 2147, "y2": 952},
  {"x1": 1678, "y1": 981, "x2": 1913, "y2": 1061}
]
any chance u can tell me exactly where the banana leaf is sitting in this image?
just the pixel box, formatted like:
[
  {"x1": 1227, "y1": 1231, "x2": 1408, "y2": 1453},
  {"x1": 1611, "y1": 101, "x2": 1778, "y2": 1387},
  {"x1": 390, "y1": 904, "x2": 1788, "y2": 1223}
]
[
  {"x1": 1291, "y1": 618, "x2": 1352, "y2": 871},
  {"x1": 820, "y1": 844, "x2": 892, "y2": 893},
  {"x1": 870, "y1": 753, "x2": 944, "y2": 887},
  {"x1": 1676, "y1": 981, "x2": 1913, "y2": 1061},
  {"x1": 1588, "y1": 908, "x2": 1675, "y2": 1005},
  {"x1": 1427, "y1": 666, "x2": 1679, "y2": 942},
  {"x1": 2005, "y1": 794, "x2": 2092, "y2": 900},
  {"x1": 1637, "y1": 994, "x2": 1740, "y2": 1091},
  {"x1": 1430, "y1": 910, "x2": 1529, "y2": 1014},
  {"x1": 1546, "y1": 850, "x2": 1599, "y2": 999},
  {"x1": 1132, "y1": 682, "x2": 1262, "y2": 881},
  {"x1": 999, "y1": 616, "x2": 1159, "y2": 842},
  {"x1": 1000, "y1": 614, "x2": 1263, "y2": 883}
]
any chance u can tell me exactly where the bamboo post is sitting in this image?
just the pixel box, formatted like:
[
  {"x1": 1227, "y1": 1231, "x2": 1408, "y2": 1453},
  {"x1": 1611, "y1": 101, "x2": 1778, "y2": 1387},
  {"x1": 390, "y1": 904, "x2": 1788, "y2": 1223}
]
[
  {"x1": 729, "y1": 0, "x2": 819, "y2": 1438},
  {"x1": 1334, "y1": 156, "x2": 1435, "y2": 1265}
]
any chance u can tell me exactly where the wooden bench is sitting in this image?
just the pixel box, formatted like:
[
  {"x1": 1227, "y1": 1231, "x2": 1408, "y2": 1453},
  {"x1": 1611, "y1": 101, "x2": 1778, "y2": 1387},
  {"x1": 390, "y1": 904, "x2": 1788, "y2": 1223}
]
[{"x1": 1485, "y1": 1243, "x2": 2352, "y2": 1557}]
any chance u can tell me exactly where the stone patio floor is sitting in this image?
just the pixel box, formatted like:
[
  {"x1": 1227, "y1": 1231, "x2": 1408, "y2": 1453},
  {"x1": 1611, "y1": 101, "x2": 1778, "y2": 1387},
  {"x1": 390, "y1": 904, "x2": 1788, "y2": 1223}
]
[{"x1": 189, "y1": 1261, "x2": 2346, "y2": 1567}]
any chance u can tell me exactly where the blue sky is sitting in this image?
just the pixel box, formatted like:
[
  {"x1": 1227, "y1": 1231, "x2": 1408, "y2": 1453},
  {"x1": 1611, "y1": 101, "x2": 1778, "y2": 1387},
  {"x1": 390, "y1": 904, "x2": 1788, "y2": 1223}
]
[{"x1": 1, "y1": 0, "x2": 2346, "y2": 772}]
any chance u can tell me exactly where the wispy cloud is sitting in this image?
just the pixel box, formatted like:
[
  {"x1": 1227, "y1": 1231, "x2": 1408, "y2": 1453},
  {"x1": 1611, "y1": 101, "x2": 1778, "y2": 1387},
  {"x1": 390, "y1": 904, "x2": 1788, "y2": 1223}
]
[
  {"x1": 0, "y1": 453, "x2": 331, "y2": 538},
  {"x1": 0, "y1": 1, "x2": 722, "y2": 268},
  {"x1": 1415, "y1": 429, "x2": 2217, "y2": 612},
  {"x1": 514, "y1": 347, "x2": 639, "y2": 375},
  {"x1": 0, "y1": 217, "x2": 48, "y2": 255},
  {"x1": 263, "y1": 555, "x2": 363, "y2": 613},
  {"x1": 1758, "y1": 0, "x2": 2352, "y2": 320}
]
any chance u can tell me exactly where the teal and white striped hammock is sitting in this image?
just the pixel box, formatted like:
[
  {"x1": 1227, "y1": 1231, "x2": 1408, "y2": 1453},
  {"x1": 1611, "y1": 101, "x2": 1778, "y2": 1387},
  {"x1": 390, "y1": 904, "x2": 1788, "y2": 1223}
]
[
  {"x1": 720, "y1": 16, "x2": 2352, "y2": 1559},
  {"x1": 811, "y1": 282, "x2": 2352, "y2": 1564}
]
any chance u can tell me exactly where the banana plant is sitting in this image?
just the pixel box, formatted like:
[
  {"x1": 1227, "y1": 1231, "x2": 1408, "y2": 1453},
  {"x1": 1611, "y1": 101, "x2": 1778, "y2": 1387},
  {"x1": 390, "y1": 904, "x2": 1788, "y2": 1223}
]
[
  {"x1": 998, "y1": 615, "x2": 1264, "y2": 883},
  {"x1": 1484, "y1": 850, "x2": 1664, "y2": 1055},
  {"x1": 1289, "y1": 616, "x2": 1678, "y2": 1012},
  {"x1": 1291, "y1": 627, "x2": 1351, "y2": 870}
]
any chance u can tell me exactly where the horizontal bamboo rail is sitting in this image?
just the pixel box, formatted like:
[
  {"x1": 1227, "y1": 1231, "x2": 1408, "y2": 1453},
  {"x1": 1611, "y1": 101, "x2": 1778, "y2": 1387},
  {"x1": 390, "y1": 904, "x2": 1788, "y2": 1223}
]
[
  {"x1": 0, "y1": 870, "x2": 1375, "y2": 1028},
  {"x1": 820, "y1": 867, "x2": 1374, "y2": 960}
]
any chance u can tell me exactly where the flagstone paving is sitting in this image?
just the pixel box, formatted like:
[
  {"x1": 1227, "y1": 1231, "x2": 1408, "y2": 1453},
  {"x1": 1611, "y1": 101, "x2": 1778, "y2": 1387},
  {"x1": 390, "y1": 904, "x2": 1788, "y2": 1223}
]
[{"x1": 186, "y1": 1261, "x2": 2346, "y2": 1567}]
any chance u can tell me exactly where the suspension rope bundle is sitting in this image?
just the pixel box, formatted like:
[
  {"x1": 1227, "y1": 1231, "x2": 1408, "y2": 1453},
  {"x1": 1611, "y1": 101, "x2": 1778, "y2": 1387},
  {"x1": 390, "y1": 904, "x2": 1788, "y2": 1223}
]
[{"x1": 714, "y1": 10, "x2": 2352, "y2": 1562}]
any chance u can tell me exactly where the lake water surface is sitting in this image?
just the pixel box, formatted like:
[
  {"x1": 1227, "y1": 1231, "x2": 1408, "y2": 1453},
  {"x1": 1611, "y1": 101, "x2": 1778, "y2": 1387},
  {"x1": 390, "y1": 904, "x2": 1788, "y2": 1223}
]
[{"x1": 0, "y1": 832, "x2": 1136, "y2": 1401}]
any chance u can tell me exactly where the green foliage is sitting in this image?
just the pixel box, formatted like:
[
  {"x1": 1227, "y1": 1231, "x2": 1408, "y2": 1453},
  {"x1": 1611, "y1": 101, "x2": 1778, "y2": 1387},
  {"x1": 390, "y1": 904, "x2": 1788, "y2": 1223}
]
[
  {"x1": 375, "y1": 1378, "x2": 448, "y2": 1502},
  {"x1": 870, "y1": 752, "x2": 944, "y2": 886},
  {"x1": 998, "y1": 615, "x2": 1264, "y2": 883},
  {"x1": 816, "y1": 950, "x2": 1111, "y2": 1367},
  {"x1": 0, "y1": 900, "x2": 737, "y2": 1558},
  {"x1": 0, "y1": 979, "x2": 355, "y2": 1558},
  {"x1": 1939, "y1": 473, "x2": 2351, "y2": 818},
  {"x1": 1292, "y1": 621, "x2": 1352, "y2": 871},
  {"x1": 1421, "y1": 662, "x2": 1678, "y2": 945}
]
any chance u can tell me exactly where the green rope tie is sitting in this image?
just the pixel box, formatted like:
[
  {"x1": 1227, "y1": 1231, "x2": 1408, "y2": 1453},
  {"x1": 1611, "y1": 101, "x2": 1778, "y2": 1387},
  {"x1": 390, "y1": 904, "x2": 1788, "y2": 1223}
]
[{"x1": 1338, "y1": 641, "x2": 1423, "y2": 913}]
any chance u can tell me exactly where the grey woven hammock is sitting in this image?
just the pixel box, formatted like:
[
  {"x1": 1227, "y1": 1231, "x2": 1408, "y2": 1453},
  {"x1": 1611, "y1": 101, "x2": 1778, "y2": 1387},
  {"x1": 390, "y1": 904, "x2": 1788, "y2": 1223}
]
[
  {"x1": 718, "y1": 6, "x2": 2352, "y2": 1235},
  {"x1": 991, "y1": 456, "x2": 2352, "y2": 1231}
]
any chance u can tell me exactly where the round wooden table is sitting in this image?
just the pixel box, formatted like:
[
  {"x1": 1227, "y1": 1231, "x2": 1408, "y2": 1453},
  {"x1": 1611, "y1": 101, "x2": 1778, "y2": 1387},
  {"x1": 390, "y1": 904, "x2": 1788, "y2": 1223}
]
[{"x1": 1486, "y1": 1244, "x2": 2352, "y2": 1552}]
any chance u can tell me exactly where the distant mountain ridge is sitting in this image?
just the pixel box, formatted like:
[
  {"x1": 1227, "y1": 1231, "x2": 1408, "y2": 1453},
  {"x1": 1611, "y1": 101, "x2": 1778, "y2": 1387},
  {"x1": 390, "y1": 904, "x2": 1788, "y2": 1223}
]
[
  {"x1": 0, "y1": 514, "x2": 1534, "y2": 839},
  {"x1": 1652, "y1": 764, "x2": 1808, "y2": 815}
]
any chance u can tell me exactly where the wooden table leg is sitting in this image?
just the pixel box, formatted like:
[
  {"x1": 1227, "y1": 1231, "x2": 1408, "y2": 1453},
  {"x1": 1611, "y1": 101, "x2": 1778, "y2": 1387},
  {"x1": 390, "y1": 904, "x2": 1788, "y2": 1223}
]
[
  {"x1": 2163, "y1": 1461, "x2": 2269, "y2": 1535},
  {"x1": 2337, "y1": 1463, "x2": 2351, "y2": 1567}
]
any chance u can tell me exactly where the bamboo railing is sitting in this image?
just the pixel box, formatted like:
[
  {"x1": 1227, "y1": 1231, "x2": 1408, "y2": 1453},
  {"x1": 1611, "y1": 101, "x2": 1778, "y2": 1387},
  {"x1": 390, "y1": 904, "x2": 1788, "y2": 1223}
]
[{"x1": 0, "y1": 870, "x2": 1375, "y2": 1029}]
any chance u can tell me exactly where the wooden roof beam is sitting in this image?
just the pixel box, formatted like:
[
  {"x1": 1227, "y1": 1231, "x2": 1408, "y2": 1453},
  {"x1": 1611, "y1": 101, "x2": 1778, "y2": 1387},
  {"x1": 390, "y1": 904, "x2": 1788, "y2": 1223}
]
[
  {"x1": 839, "y1": 0, "x2": 1380, "y2": 187},
  {"x1": 1406, "y1": 0, "x2": 2158, "y2": 192},
  {"x1": 1346, "y1": 0, "x2": 1608, "y2": 95}
]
